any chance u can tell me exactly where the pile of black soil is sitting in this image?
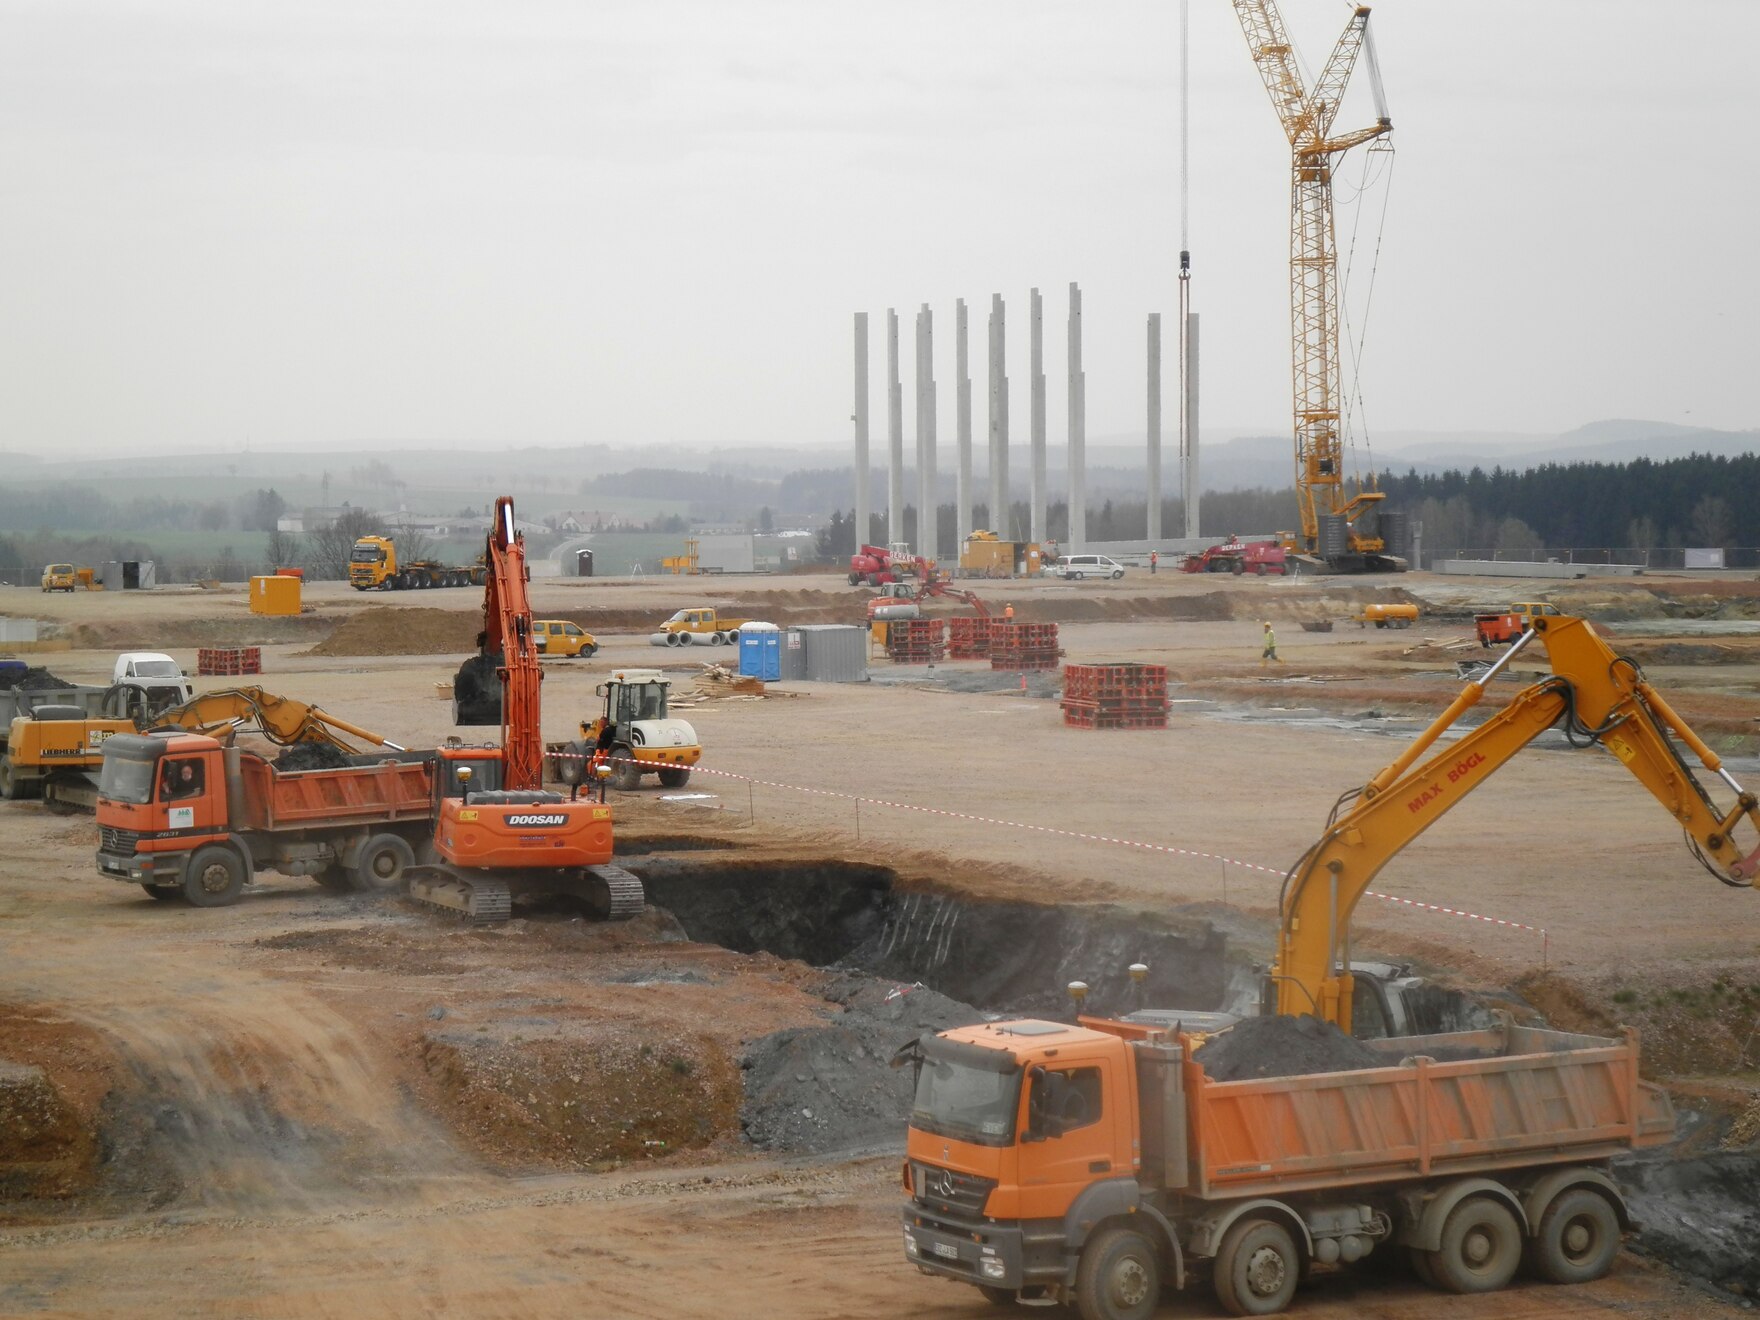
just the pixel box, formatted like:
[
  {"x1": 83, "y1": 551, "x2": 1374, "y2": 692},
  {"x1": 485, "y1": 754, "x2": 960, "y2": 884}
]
[
  {"x1": 453, "y1": 653, "x2": 503, "y2": 726},
  {"x1": 0, "y1": 666, "x2": 80, "y2": 691},
  {"x1": 1618, "y1": 1147, "x2": 1760, "y2": 1298},
  {"x1": 274, "y1": 743, "x2": 353, "y2": 772},
  {"x1": 738, "y1": 972, "x2": 983, "y2": 1154},
  {"x1": 1194, "y1": 1013, "x2": 1384, "y2": 1082}
]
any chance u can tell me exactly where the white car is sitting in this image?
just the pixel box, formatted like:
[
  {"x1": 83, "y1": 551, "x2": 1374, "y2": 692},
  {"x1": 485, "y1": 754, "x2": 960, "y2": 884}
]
[{"x1": 1051, "y1": 554, "x2": 1125, "y2": 581}]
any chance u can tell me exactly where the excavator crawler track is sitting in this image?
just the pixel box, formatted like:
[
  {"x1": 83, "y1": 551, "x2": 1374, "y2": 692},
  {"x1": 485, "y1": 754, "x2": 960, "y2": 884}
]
[
  {"x1": 586, "y1": 863, "x2": 645, "y2": 921},
  {"x1": 406, "y1": 865, "x2": 513, "y2": 924}
]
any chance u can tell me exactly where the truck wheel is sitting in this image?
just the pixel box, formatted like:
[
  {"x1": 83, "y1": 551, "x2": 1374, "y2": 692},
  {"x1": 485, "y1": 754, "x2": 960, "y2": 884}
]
[
  {"x1": 1075, "y1": 1226, "x2": 1159, "y2": 1320},
  {"x1": 353, "y1": 834, "x2": 415, "y2": 893},
  {"x1": 1214, "y1": 1217, "x2": 1299, "y2": 1316},
  {"x1": 141, "y1": 884, "x2": 182, "y2": 901},
  {"x1": 1255, "y1": 564, "x2": 1267, "y2": 576},
  {"x1": 183, "y1": 846, "x2": 246, "y2": 907},
  {"x1": 1431, "y1": 1197, "x2": 1521, "y2": 1294},
  {"x1": 1525, "y1": 1189, "x2": 1619, "y2": 1285},
  {"x1": 610, "y1": 747, "x2": 643, "y2": 792},
  {"x1": 657, "y1": 767, "x2": 691, "y2": 788}
]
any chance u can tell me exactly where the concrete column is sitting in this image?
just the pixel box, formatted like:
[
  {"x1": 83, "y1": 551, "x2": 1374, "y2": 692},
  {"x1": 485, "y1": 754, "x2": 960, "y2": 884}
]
[
  {"x1": 1147, "y1": 313, "x2": 1162, "y2": 543},
  {"x1": 1030, "y1": 287, "x2": 1046, "y2": 543},
  {"x1": 1067, "y1": 283, "x2": 1085, "y2": 552},
  {"x1": 853, "y1": 313, "x2": 869, "y2": 554},
  {"x1": 887, "y1": 308, "x2": 903, "y2": 547},
  {"x1": 915, "y1": 304, "x2": 938, "y2": 563},
  {"x1": 1183, "y1": 312, "x2": 1200, "y2": 538},
  {"x1": 987, "y1": 295, "x2": 1009, "y2": 537},
  {"x1": 955, "y1": 299, "x2": 972, "y2": 554}
]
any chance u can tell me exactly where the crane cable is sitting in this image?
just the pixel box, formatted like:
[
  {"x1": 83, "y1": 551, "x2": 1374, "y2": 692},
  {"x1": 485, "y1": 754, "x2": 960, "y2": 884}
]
[{"x1": 1337, "y1": 141, "x2": 1396, "y2": 489}]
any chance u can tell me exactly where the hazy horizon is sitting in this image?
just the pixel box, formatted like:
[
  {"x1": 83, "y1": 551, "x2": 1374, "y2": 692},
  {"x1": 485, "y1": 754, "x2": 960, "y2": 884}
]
[{"x1": 2, "y1": 2, "x2": 1754, "y2": 457}]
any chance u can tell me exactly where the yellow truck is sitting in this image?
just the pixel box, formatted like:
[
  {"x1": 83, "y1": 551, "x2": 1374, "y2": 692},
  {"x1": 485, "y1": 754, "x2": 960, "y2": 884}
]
[
  {"x1": 40, "y1": 564, "x2": 77, "y2": 593},
  {"x1": 348, "y1": 536, "x2": 488, "y2": 591},
  {"x1": 653, "y1": 608, "x2": 752, "y2": 648},
  {"x1": 534, "y1": 620, "x2": 598, "y2": 658}
]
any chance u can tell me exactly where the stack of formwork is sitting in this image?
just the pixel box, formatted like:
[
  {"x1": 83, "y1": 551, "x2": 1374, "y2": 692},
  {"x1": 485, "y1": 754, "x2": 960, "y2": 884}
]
[
  {"x1": 1061, "y1": 662, "x2": 1168, "y2": 730},
  {"x1": 197, "y1": 647, "x2": 262, "y2": 677},
  {"x1": 885, "y1": 618, "x2": 946, "y2": 663},
  {"x1": 989, "y1": 621, "x2": 1060, "y2": 671},
  {"x1": 947, "y1": 616, "x2": 991, "y2": 660}
]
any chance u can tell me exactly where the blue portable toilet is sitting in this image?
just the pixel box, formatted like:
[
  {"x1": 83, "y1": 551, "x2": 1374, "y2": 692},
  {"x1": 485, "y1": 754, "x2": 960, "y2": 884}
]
[{"x1": 738, "y1": 622, "x2": 781, "y2": 680}]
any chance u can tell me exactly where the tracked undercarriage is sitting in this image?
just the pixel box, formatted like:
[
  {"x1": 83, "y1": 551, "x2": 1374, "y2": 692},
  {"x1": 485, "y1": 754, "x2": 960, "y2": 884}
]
[{"x1": 407, "y1": 861, "x2": 644, "y2": 925}]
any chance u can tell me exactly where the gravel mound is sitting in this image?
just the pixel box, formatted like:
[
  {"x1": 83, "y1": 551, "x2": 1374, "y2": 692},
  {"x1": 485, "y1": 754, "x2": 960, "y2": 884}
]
[
  {"x1": 738, "y1": 972, "x2": 983, "y2": 1154},
  {"x1": 307, "y1": 608, "x2": 479, "y2": 657},
  {"x1": 1194, "y1": 1013, "x2": 1384, "y2": 1082}
]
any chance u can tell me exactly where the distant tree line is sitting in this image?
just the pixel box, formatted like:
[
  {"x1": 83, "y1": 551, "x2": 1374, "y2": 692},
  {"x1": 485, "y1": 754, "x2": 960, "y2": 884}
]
[{"x1": 0, "y1": 483, "x2": 288, "y2": 535}]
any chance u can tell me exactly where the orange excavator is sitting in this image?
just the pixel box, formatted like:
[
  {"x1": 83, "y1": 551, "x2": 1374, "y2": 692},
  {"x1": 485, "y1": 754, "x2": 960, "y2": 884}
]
[{"x1": 406, "y1": 497, "x2": 643, "y2": 923}]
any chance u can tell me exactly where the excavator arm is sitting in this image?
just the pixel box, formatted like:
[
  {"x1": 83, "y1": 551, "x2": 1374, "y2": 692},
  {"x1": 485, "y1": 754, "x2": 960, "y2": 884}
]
[
  {"x1": 1274, "y1": 615, "x2": 1758, "y2": 1030},
  {"x1": 150, "y1": 687, "x2": 402, "y2": 753},
  {"x1": 483, "y1": 496, "x2": 544, "y2": 791}
]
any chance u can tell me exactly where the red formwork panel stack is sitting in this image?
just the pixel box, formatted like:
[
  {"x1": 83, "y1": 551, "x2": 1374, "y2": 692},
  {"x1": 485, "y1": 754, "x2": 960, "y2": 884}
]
[
  {"x1": 197, "y1": 647, "x2": 263, "y2": 677},
  {"x1": 885, "y1": 617, "x2": 946, "y2": 663},
  {"x1": 989, "y1": 621, "x2": 1061, "y2": 671},
  {"x1": 1060, "y1": 662, "x2": 1168, "y2": 729},
  {"x1": 947, "y1": 616, "x2": 991, "y2": 660}
]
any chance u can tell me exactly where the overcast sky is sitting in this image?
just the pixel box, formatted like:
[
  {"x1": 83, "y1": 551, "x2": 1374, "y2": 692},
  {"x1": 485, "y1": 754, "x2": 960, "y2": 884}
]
[{"x1": 2, "y1": 1, "x2": 1754, "y2": 458}]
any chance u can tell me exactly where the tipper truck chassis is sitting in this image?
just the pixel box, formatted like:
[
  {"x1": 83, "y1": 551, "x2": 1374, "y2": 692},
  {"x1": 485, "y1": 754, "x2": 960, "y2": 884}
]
[{"x1": 901, "y1": 613, "x2": 1755, "y2": 1316}]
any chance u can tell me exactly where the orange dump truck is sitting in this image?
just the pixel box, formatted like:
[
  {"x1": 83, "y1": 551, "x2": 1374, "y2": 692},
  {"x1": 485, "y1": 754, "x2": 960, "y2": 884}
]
[
  {"x1": 94, "y1": 731, "x2": 447, "y2": 906},
  {"x1": 900, "y1": 1015, "x2": 1672, "y2": 1317}
]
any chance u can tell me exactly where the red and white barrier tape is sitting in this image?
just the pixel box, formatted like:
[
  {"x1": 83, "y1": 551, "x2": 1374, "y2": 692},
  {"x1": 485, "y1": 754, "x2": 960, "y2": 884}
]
[{"x1": 550, "y1": 750, "x2": 1548, "y2": 947}]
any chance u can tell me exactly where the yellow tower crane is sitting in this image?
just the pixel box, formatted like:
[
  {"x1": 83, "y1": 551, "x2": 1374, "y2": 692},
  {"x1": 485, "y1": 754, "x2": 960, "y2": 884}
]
[{"x1": 1233, "y1": 2, "x2": 1402, "y2": 572}]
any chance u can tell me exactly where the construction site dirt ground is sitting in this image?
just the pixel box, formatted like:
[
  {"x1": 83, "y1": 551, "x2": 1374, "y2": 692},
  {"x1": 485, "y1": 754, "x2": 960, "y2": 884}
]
[{"x1": 1, "y1": 570, "x2": 1756, "y2": 1317}]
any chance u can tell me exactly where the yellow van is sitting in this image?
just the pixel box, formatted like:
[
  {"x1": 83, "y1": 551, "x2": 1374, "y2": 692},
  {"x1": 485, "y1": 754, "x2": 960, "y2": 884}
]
[
  {"x1": 534, "y1": 620, "x2": 598, "y2": 658},
  {"x1": 40, "y1": 564, "x2": 76, "y2": 593}
]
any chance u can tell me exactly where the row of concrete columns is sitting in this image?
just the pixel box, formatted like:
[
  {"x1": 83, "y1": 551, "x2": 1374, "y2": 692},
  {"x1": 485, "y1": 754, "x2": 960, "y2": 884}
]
[{"x1": 852, "y1": 287, "x2": 1198, "y2": 561}]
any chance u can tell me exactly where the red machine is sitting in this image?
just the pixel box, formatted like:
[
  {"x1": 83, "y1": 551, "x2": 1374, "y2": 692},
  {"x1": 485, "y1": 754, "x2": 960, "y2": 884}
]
[
  {"x1": 849, "y1": 542, "x2": 929, "y2": 587},
  {"x1": 1180, "y1": 535, "x2": 1291, "y2": 576}
]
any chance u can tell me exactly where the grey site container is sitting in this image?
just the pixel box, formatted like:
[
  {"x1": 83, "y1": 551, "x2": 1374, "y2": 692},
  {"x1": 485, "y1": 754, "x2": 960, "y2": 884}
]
[
  {"x1": 779, "y1": 627, "x2": 809, "y2": 681},
  {"x1": 795, "y1": 624, "x2": 869, "y2": 683}
]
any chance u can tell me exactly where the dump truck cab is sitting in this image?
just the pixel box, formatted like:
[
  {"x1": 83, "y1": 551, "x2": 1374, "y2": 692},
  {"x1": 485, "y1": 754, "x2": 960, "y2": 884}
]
[{"x1": 94, "y1": 732, "x2": 233, "y2": 887}]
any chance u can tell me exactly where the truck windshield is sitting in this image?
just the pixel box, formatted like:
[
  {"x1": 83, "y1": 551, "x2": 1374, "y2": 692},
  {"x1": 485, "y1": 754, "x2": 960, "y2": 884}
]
[
  {"x1": 912, "y1": 1054, "x2": 1023, "y2": 1148},
  {"x1": 129, "y1": 661, "x2": 179, "y2": 679},
  {"x1": 351, "y1": 545, "x2": 384, "y2": 563},
  {"x1": 98, "y1": 753, "x2": 158, "y2": 805},
  {"x1": 665, "y1": 610, "x2": 690, "y2": 623}
]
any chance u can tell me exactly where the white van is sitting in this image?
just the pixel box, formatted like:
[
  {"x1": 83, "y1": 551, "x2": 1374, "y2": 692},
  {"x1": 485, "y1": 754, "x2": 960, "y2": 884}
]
[{"x1": 1050, "y1": 554, "x2": 1125, "y2": 581}]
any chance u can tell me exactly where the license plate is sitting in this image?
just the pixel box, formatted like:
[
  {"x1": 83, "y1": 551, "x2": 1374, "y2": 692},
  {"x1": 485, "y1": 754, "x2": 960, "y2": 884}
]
[{"x1": 931, "y1": 1242, "x2": 959, "y2": 1260}]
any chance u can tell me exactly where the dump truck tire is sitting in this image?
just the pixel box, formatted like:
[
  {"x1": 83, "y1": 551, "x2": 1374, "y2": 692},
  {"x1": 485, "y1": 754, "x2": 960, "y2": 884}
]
[
  {"x1": 1525, "y1": 1188, "x2": 1618, "y2": 1285},
  {"x1": 182, "y1": 846, "x2": 246, "y2": 908},
  {"x1": 1431, "y1": 1197, "x2": 1520, "y2": 1294},
  {"x1": 1214, "y1": 1217, "x2": 1299, "y2": 1316},
  {"x1": 1075, "y1": 1226, "x2": 1159, "y2": 1320},
  {"x1": 353, "y1": 834, "x2": 415, "y2": 893}
]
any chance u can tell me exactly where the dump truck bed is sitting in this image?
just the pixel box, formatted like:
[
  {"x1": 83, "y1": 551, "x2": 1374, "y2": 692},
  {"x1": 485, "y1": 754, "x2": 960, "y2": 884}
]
[
  {"x1": 1177, "y1": 1024, "x2": 1673, "y2": 1199},
  {"x1": 236, "y1": 754, "x2": 433, "y2": 832}
]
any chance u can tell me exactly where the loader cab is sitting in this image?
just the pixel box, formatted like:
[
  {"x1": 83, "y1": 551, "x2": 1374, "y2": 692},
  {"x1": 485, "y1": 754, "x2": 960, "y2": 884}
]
[{"x1": 605, "y1": 673, "x2": 671, "y2": 728}]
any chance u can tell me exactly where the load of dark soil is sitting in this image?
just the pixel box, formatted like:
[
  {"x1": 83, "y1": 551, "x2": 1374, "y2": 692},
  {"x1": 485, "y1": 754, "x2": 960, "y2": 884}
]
[
  {"x1": 0, "y1": 666, "x2": 80, "y2": 691},
  {"x1": 274, "y1": 743, "x2": 353, "y2": 772},
  {"x1": 738, "y1": 972, "x2": 982, "y2": 1154},
  {"x1": 1193, "y1": 1013, "x2": 1384, "y2": 1082},
  {"x1": 452, "y1": 652, "x2": 503, "y2": 726},
  {"x1": 1618, "y1": 1147, "x2": 1760, "y2": 1298}
]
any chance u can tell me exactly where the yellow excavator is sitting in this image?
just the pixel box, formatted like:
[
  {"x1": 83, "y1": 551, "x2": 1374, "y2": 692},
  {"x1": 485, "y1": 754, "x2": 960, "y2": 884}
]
[
  {"x1": 8, "y1": 688, "x2": 402, "y2": 812},
  {"x1": 1273, "y1": 614, "x2": 1757, "y2": 1032}
]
